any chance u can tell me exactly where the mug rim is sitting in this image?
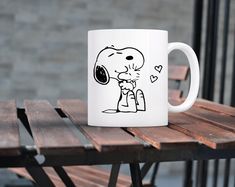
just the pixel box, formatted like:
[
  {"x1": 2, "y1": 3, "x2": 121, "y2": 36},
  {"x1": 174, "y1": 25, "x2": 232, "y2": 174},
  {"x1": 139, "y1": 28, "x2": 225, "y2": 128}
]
[{"x1": 88, "y1": 29, "x2": 168, "y2": 33}]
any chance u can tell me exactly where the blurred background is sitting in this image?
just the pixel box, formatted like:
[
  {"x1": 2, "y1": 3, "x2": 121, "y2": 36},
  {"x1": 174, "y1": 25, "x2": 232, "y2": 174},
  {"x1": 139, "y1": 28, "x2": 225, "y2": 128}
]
[
  {"x1": 0, "y1": 0, "x2": 197, "y2": 106},
  {"x1": 0, "y1": 0, "x2": 234, "y2": 186},
  {"x1": 0, "y1": 0, "x2": 234, "y2": 105}
]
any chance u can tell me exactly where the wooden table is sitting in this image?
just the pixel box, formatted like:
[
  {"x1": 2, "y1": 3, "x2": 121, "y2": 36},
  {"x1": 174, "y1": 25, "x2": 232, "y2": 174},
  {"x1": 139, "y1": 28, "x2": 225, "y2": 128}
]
[{"x1": 0, "y1": 99, "x2": 235, "y2": 186}]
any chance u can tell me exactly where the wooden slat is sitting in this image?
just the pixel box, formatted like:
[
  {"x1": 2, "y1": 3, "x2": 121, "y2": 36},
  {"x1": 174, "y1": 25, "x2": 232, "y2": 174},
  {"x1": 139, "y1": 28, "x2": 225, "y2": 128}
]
[
  {"x1": 127, "y1": 127, "x2": 197, "y2": 150},
  {"x1": 195, "y1": 99, "x2": 235, "y2": 117},
  {"x1": 0, "y1": 100, "x2": 20, "y2": 155},
  {"x1": 10, "y1": 166, "x2": 131, "y2": 187},
  {"x1": 58, "y1": 99, "x2": 143, "y2": 152},
  {"x1": 185, "y1": 105, "x2": 235, "y2": 133},
  {"x1": 67, "y1": 166, "x2": 131, "y2": 185},
  {"x1": 24, "y1": 100, "x2": 83, "y2": 155},
  {"x1": 9, "y1": 167, "x2": 93, "y2": 187},
  {"x1": 64, "y1": 166, "x2": 131, "y2": 187},
  {"x1": 169, "y1": 113, "x2": 235, "y2": 149},
  {"x1": 169, "y1": 89, "x2": 182, "y2": 99},
  {"x1": 169, "y1": 65, "x2": 189, "y2": 80}
]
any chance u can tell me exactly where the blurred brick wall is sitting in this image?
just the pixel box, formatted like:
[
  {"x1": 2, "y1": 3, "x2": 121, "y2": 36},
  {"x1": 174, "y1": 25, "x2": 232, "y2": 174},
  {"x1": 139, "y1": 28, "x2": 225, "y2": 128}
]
[
  {"x1": 0, "y1": 0, "x2": 195, "y2": 106},
  {"x1": 0, "y1": 0, "x2": 234, "y2": 106}
]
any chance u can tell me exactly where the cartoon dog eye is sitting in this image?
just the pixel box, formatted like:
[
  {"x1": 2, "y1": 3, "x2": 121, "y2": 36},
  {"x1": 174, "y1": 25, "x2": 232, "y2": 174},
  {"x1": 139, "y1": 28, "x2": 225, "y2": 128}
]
[
  {"x1": 95, "y1": 65, "x2": 110, "y2": 85},
  {"x1": 126, "y1": 55, "x2": 133, "y2": 60}
]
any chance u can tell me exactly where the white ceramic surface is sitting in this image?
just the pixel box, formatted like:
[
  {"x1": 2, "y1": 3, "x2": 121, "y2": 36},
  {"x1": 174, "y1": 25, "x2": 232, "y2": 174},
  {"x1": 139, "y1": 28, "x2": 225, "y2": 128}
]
[{"x1": 88, "y1": 29, "x2": 199, "y2": 127}]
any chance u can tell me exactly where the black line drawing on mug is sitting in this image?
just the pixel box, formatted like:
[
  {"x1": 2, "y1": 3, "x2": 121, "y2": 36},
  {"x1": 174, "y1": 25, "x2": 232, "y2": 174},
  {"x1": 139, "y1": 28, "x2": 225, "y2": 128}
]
[
  {"x1": 150, "y1": 75, "x2": 158, "y2": 83},
  {"x1": 150, "y1": 65, "x2": 163, "y2": 83},
  {"x1": 94, "y1": 46, "x2": 146, "y2": 113},
  {"x1": 154, "y1": 65, "x2": 163, "y2": 73}
]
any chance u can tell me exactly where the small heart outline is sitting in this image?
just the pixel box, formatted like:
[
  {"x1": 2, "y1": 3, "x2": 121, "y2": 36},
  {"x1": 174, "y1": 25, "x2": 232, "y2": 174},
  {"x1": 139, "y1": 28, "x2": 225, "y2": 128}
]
[
  {"x1": 154, "y1": 65, "x2": 163, "y2": 73},
  {"x1": 150, "y1": 75, "x2": 158, "y2": 83}
]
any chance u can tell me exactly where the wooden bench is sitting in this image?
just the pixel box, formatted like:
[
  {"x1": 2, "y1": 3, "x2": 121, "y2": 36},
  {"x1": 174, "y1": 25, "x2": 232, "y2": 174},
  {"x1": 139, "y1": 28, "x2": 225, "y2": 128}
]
[
  {"x1": 10, "y1": 166, "x2": 131, "y2": 187},
  {"x1": 8, "y1": 64, "x2": 189, "y2": 187},
  {"x1": 1, "y1": 98, "x2": 235, "y2": 186}
]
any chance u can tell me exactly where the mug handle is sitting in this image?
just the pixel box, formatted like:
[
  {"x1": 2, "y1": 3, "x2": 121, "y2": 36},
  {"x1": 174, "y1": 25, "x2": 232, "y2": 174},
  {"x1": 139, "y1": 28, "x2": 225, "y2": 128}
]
[{"x1": 168, "y1": 42, "x2": 200, "y2": 113}]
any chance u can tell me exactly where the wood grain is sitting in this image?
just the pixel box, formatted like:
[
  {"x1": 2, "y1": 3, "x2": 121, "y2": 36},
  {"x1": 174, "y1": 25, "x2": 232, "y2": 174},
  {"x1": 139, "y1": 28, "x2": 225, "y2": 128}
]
[
  {"x1": 24, "y1": 100, "x2": 83, "y2": 155},
  {"x1": 169, "y1": 113, "x2": 235, "y2": 149},
  {"x1": 10, "y1": 166, "x2": 131, "y2": 187},
  {"x1": 195, "y1": 99, "x2": 235, "y2": 117},
  {"x1": 0, "y1": 100, "x2": 20, "y2": 155},
  {"x1": 58, "y1": 99, "x2": 143, "y2": 152},
  {"x1": 64, "y1": 166, "x2": 131, "y2": 187},
  {"x1": 169, "y1": 65, "x2": 189, "y2": 80},
  {"x1": 127, "y1": 126, "x2": 197, "y2": 150},
  {"x1": 185, "y1": 105, "x2": 235, "y2": 133}
]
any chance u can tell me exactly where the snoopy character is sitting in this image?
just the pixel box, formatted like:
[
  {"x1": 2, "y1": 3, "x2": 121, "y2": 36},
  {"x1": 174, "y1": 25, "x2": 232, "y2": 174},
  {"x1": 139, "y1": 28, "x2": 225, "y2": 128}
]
[{"x1": 93, "y1": 46, "x2": 146, "y2": 113}]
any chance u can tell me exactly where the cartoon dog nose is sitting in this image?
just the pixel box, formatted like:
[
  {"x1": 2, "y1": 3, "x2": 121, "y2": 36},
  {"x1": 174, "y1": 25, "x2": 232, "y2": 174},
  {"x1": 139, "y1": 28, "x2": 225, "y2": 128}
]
[{"x1": 126, "y1": 55, "x2": 133, "y2": 60}]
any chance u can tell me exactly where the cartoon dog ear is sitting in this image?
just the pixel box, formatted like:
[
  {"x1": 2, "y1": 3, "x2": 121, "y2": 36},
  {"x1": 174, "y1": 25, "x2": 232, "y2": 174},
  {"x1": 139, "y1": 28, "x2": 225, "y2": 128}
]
[{"x1": 94, "y1": 65, "x2": 110, "y2": 85}]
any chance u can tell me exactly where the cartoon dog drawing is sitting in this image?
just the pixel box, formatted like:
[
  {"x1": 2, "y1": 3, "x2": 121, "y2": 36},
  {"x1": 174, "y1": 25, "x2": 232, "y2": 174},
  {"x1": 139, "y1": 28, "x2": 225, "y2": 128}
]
[{"x1": 93, "y1": 46, "x2": 146, "y2": 113}]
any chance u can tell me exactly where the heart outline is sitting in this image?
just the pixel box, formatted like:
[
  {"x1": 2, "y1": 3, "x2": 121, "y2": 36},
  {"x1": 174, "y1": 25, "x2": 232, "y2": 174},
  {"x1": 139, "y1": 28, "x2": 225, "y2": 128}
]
[
  {"x1": 150, "y1": 75, "x2": 158, "y2": 83},
  {"x1": 154, "y1": 65, "x2": 163, "y2": 73}
]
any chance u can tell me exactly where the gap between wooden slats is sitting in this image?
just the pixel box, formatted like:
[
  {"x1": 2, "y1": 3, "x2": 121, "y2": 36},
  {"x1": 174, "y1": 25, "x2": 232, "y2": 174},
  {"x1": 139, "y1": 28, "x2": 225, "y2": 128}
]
[
  {"x1": 127, "y1": 126, "x2": 197, "y2": 150},
  {"x1": 171, "y1": 98, "x2": 235, "y2": 133},
  {"x1": 168, "y1": 65, "x2": 189, "y2": 80},
  {"x1": 58, "y1": 99, "x2": 143, "y2": 152},
  {"x1": 24, "y1": 100, "x2": 83, "y2": 155},
  {"x1": 169, "y1": 113, "x2": 235, "y2": 149},
  {"x1": 179, "y1": 98, "x2": 235, "y2": 117},
  {"x1": 0, "y1": 100, "x2": 20, "y2": 156},
  {"x1": 195, "y1": 98, "x2": 235, "y2": 117},
  {"x1": 185, "y1": 105, "x2": 235, "y2": 133}
]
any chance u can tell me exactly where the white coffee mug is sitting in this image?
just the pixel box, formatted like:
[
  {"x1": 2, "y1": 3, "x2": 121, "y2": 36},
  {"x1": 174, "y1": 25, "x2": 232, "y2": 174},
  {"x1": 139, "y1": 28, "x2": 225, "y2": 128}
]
[{"x1": 88, "y1": 29, "x2": 199, "y2": 127}]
